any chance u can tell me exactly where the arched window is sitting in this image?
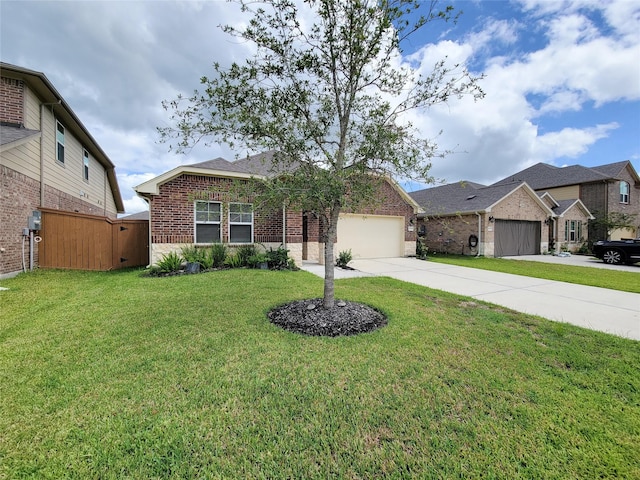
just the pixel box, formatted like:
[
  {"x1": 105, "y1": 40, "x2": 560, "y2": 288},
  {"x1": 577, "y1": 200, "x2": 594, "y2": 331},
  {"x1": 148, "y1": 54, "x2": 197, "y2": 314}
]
[{"x1": 620, "y1": 181, "x2": 629, "y2": 204}]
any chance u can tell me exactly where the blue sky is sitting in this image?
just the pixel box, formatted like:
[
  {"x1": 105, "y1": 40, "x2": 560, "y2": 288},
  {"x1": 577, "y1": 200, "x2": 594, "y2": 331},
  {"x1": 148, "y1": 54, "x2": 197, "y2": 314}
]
[{"x1": 1, "y1": 0, "x2": 638, "y2": 213}]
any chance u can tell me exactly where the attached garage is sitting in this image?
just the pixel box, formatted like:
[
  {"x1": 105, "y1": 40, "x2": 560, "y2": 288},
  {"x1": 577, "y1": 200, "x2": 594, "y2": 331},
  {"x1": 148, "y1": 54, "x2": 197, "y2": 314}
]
[
  {"x1": 336, "y1": 214, "x2": 405, "y2": 259},
  {"x1": 494, "y1": 219, "x2": 541, "y2": 257}
]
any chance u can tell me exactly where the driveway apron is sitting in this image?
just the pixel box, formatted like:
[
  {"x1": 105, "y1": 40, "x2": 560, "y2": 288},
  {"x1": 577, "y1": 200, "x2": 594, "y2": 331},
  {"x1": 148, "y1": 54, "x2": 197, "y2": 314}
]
[{"x1": 347, "y1": 257, "x2": 640, "y2": 341}]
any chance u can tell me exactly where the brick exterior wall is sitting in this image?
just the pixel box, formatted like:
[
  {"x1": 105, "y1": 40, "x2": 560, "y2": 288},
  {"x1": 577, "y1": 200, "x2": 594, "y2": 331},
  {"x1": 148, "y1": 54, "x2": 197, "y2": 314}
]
[
  {"x1": 148, "y1": 173, "x2": 417, "y2": 265},
  {"x1": 149, "y1": 174, "x2": 289, "y2": 244},
  {"x1": 417, "y1": 186, "x2": 552, "y2": 258},
  {"x1": 557, "y1": 202, "x2": 591, "y2": 252},
  {"x1": 0, "y1": 164, "x2": 111, "y2": 277},
  {"x1": 0, "y1": 76, "x2": 24, "y2": 125},
  {"x1": 0, "y1": 165, "x2": 39, "y2": 275}
]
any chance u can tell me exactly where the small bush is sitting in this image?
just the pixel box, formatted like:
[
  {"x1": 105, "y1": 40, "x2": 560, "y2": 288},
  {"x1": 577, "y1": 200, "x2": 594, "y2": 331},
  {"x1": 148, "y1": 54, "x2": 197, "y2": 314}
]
[
  {"x1": 181, "y1": 245, "x2": 207, "y2": 265},
  {"x1": 416, "y1": 238, "x2": 428, "y2": 259},
  {"x1": 336, "y1": 249, "x2": 353, "y2": 269},
  {"x1": 247, "y1": 253, "x2": 269, "y2": 269},
  {"x1": 210, "y1": 243, "x2": 227, "y2": 268},
  {"x1": 224, "y1": 253, "x2": 244, "y2": 269},
  {"x1": 156, "y1": 251, "x2": 183, "y2": 273},
  {"x1": 235, "y1": 244, "x2": 257, "y2": 267},
  {"x1": 265, "y1": 245, "x2": 294, "y2": 270}
]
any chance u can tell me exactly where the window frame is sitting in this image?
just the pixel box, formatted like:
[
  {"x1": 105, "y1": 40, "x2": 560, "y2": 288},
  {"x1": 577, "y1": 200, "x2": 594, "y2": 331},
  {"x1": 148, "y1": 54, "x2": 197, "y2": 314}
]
[
  {"x1": 228, "y1": 202, "x2": 254, "y2": 244},
  {"x1": 620, "y1": 181, "x2": 630, "y2": 204},
  {"x1": 194, "y1": 201, "x2": 222, "y2": 244},
  {"x1": 82, "y1": 148, "x2": 90, "y2": 182},
  {"x1": 564, "y1": 219, "x2": 582, "y2": 243},
  {"x1": 56, "y1": 120, "x2": 65, "y2": 164}
]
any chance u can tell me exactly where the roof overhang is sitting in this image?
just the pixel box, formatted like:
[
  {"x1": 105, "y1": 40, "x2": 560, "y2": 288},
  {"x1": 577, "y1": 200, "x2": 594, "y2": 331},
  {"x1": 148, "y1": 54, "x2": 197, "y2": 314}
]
[{"x1": 134, "y1": 165, "x2": 263, "y2": 196}]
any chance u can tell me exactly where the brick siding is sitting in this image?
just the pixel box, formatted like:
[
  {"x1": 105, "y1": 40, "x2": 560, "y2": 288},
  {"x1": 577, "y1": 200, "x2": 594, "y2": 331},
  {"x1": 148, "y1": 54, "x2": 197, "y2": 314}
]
[
  {"x1": 0, "y1": 76, "x2": 24, "y2": 125},
  {"x1": 1, "y1": 164, "x2": 110, "y2": 276}
]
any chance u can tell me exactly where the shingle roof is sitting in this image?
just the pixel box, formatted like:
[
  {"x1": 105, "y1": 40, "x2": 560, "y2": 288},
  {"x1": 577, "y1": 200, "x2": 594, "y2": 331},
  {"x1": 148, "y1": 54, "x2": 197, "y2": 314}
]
[
  {"x1": 553, "y1": 199, "x2": 579, "y2": 216},
  {"x1": 120, "y1": 211, "x2": 149, "y2": 221},
  {"x1": 0, "y1": 124, "x2": 41, "y2": 146},
  {"x1": 186, "y1": 157, "x2": 249, "y2": 174},
  {"x1": 186, "y1": 151, "x2": 299, "y2": 177},
  {"x1": 409, "y1": 180, "x2": 526, "y2": 215},
  {"x1": 591, "y1": 160, "x2": 632, "y2": 179},
  {"x1": 491, "y1": 162, "x2": 612, "y2": 189}
]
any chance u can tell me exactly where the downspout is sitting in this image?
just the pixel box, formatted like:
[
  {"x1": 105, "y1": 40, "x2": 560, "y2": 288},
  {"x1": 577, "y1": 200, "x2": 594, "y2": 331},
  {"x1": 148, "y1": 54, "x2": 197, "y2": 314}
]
[
  {"x1": 282, "y1": 203, "x2": 287, "y2": 248},
  {"x1": 39, "y1": 104, "x2": 46, "y2": 206},
  {"x1": 475, "y1": 212, "x2": 482, "y2": 257},
  {"x1": 104, "y1": 172, "x2": 108, "y2": 216}
]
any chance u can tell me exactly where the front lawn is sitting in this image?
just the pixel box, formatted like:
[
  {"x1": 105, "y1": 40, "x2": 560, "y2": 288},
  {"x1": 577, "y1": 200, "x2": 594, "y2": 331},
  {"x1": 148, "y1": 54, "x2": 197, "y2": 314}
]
[
  {"x1": 1, "y1": 269, "x2": 638, "y2": 478},
  {"x1": 427, "y1": 255, "x2": 640, "y2": 293}
]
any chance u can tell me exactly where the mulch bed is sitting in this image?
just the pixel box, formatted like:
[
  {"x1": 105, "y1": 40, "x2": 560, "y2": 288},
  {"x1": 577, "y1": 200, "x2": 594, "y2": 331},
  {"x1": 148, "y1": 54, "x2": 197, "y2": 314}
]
[{"x1": 268, "y1": 298, "x2": 387, "y2": 336}]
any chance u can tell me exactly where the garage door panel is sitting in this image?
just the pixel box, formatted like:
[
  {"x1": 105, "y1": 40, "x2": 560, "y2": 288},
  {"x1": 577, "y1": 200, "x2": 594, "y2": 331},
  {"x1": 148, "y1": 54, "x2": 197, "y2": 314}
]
[
  {"x1": 337, "y1": 214, "x2": 404, "y2": 259},
  {"x1": 495, "y1": 220, "x2": 541, "y2": 257}
]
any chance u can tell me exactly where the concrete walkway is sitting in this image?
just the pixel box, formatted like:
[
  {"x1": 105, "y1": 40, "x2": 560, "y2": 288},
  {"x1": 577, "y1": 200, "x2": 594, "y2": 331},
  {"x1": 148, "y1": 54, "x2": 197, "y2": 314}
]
[{"x1": 301, "y1": 258, "x2": 640, "y2": 341}]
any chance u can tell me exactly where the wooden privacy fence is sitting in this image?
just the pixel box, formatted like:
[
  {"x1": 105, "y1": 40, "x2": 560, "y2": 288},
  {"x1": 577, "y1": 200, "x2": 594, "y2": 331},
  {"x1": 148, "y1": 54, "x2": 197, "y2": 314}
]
[{"x1": 39, "y1": 208, "x2": 149, "y2": 271}]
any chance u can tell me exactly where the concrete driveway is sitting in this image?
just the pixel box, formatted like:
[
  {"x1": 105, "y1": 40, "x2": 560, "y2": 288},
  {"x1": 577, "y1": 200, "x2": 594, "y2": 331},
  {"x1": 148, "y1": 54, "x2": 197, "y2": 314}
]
[
  {"x1": 502, "y1": 253, "x2": 640, "y2": 272},
  {"x1": 303, "y1": 257, "x2": 640, "y2": 341}
]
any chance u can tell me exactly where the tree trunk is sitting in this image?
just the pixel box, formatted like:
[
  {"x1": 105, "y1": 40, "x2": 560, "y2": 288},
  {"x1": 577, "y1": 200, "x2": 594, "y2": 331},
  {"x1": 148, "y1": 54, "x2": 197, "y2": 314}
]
[{"x1": 322, "y1": 204, "x2": 341, "y2": 309}]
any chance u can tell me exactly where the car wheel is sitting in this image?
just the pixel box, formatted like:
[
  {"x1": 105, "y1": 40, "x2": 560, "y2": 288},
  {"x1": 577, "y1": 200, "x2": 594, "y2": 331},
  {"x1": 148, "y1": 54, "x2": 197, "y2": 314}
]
[{"x1": 602, "y1": 249, "x2": 623, "y2": 265}]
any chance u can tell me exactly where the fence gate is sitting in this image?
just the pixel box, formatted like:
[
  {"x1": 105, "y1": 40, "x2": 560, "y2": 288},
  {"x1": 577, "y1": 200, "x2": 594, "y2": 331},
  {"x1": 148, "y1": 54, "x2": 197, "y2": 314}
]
[{"x1": 39, "y1": 208, "x2": 148, "y2": 271}]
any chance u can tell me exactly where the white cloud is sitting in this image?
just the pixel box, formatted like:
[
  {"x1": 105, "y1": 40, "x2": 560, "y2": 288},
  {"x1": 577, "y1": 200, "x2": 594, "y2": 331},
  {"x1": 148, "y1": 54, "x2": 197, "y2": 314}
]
[
  {"x1": 533, "y1": 123, "x2": 619, "y2": 160},
  {"x1": 1, "y1": 0, "x2": 637, "y2": 203}
]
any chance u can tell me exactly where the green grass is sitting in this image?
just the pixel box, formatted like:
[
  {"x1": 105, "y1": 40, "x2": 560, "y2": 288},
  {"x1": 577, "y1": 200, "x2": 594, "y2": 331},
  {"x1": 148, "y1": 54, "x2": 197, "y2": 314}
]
[
  {"x1": 426, "y1": 255, "x2": 640, "y2": 293},
  {"x1": 1, "y1": 268, "x2": 639, "y2": 479}
]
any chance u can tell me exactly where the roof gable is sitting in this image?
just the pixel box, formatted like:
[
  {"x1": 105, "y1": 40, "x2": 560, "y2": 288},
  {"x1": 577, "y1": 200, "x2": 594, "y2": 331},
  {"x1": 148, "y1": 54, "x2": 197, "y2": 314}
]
[
  {"x1": 592, "y1": 160, "x2": 640, "y2": 185},
  {"x1": 553, "y1": 199, "x2": 594, "y2": 219}
]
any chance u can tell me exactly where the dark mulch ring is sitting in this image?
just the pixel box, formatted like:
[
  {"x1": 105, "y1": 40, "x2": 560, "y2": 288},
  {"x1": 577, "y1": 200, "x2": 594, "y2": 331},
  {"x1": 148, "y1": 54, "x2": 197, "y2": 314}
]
[{"x1": 268, "y1": 298, "x2": 387, "y2": 337}]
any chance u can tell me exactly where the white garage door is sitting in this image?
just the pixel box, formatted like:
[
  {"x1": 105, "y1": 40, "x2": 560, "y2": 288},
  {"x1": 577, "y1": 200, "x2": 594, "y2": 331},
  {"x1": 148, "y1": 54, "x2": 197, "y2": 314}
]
[{"x1": 336, "y1": 214, "x2": 405, "y2": 259}]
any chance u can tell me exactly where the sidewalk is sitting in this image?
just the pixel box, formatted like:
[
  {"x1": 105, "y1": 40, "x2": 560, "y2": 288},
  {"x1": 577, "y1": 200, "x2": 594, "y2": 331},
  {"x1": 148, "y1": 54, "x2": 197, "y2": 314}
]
[{"x1": 301, "y1": 258, "x2": 640, "y2": 340}]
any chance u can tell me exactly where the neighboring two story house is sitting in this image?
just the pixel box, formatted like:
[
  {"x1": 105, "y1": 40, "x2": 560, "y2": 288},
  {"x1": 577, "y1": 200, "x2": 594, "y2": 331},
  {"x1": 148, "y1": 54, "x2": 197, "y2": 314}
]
[
  {"x1": 492, "y1": 161, "x2": 640, "y2": 242},
  {"x1": 135, "y1": 151, "x2": 422, "y2": 267},
  {"x1": 0, "y1": 62, "x2": 124, "y2": 278}
]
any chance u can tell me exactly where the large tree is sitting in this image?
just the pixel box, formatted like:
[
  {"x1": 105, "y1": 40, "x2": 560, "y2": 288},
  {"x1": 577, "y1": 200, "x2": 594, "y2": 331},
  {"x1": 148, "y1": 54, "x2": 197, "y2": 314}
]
[{"x1": 160, "y1": 0, "x2": 484, "y2": 308}]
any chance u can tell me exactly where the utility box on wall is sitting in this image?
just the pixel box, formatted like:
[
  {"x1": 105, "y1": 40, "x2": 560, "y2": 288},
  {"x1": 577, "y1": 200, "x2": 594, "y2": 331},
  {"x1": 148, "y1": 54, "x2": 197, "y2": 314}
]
[{"x1": 28, "y1": 210, "x2": 41, "y2": 231}]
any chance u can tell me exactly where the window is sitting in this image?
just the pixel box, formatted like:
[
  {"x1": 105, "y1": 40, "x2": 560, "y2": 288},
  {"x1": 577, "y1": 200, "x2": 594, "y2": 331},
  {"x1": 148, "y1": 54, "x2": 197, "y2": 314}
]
[
  {"x1": 564, "y1": 220, "x2": 582, "y2": 242},
  {"x1": 229, "y1": 203, "x2": 253, "y2": 243},
  {"x1": 83, "y1": 149, "x2": 89, "y2": 181},
  {"x1": 194, "y1": 201, "x2": 221, "y2": 243},
  {"x1": 56, "y1": 121, "x2": 65, "y2": 164},
  {"x1": 620, "y1": 181, "x2": 629, "y2": 204}
]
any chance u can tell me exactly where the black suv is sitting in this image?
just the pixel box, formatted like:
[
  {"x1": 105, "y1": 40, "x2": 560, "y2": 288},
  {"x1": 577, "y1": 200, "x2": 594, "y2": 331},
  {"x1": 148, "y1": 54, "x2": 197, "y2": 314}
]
[{"x1": 592, "y1": 239, "x2": 640, "y2": 265}]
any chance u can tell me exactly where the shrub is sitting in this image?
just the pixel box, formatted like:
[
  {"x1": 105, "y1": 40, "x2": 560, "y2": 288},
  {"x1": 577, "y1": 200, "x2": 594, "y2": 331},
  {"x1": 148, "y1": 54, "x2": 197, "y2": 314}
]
[
  {"x1": 416, "y1": 238, "x2": 428, "y2": 259},
  {"x1": 265, "y1": 245, "x2": 293, "y2": 270},
  {"x1": 210, "y1": 243, "x2": 227, "y2": 268},
  {"x1": 235, "y1": 244, "x2": 257, "y2": 267},
  {"x1": 224, "y1": 253, "x2": 244, "y2": 269},
  {"x1": 181, "y1": 245, "x2": 207, "y2": 265},
  {"x1": 156, "y1": 251, "x2": 183, "y2": 273},
  {"x1": 336, "y1": 249, "x2": 353, "y2": 268},
  {"x1": 247, "y1": 253, "x2": 269, "y2": 269}
]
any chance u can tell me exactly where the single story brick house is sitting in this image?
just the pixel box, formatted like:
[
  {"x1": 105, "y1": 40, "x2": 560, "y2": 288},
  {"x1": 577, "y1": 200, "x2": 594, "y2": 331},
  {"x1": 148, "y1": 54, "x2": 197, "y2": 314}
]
[
  {"x1": 134, "y1": 151, "x2": 422, "y2": 266},
  {"x1": 409, "y1": 180, "x2": 593, "y2": 257}
]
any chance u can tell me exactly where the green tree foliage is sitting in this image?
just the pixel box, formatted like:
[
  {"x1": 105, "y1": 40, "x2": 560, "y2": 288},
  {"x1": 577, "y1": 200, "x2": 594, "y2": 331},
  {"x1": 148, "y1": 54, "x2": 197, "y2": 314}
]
[{"x1": 159, "y1": 0, "x2": 484, "y2": 307}]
